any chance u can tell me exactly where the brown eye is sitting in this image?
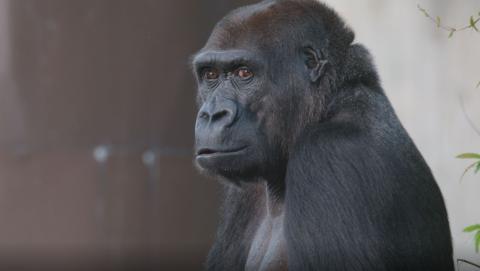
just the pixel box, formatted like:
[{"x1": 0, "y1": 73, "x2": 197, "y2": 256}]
[
  {"x1": 203, "y1": 68, "x2": 219, "y2": 80},
  {"x1": 236, "y1": 67, "x2": 253, "y2": 79}
]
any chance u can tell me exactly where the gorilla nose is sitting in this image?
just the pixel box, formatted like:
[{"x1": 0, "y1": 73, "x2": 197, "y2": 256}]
[
  {"x1": 200, "y1": 108, "x2": 234, "y2": 123},
  {"x1": 197, "y1": 97, "x2": 237, "y2": 128}
]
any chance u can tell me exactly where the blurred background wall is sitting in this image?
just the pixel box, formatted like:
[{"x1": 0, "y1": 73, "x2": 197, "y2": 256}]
[
  {"x1": 0, "y1": 0, "x2": 256, "y2": 270},
  {"x1": 0, "y1": 0, "x2": 478, "y2": 270}
]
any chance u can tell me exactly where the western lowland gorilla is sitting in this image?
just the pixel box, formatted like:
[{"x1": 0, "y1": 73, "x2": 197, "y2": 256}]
[{"x1": 191, "y1": 0, "x2": 454, "y2": 270}]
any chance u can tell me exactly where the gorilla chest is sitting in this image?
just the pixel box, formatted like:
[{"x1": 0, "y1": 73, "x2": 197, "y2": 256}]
[{"x1": 245, "y1": 213, "x2": 288, "y2": 271}]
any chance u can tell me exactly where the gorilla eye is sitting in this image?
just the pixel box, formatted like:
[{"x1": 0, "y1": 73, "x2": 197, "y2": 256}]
[
  {"x1": 306, "y1": 55, "x2": 317, "y2": 69},
  {"x1": 203, "y1": 68, "x2": 220, "y2": 80},
  {"x1": 304, "y1": 48, "x2": 319, "y2": 69},
  {"x1": 235, "y1": 67, "x2": 253, "y2": 79}
]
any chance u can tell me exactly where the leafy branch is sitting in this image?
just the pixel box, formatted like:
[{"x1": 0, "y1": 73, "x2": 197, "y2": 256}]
[
  {"x1": 417, "y1": 5, "x2": 480, "y2": 38},
  {"x1": 457, "y1": 95, "x2": 480, "y2": 181},
  {"x1": 457, "y1": 153, "x2": 480, "y2": 253},
  {"x1": 417, "y1": 5, "x2": 480, "y2": 88},
  {"x1": 457, "y1": 153, "x2": 480, "y2": 180},
  {"x1": 456, "y1": 100, "x2": 480, "y2": 253}
]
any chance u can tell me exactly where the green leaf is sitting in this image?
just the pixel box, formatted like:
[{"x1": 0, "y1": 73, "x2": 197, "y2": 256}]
[
  {"x1": 464, "y1": 224, "x2": 480, "y2": 232},
  {"x1": 417, "y1": 4, "x2": 429, "y2": 17},
  {"x1": 475, "y1": 163, "x2": 480, "y2": 174},
  {"x1": 448, "y1": 29, "x2": 456, "y2": 38},
  {"x1": 460, "y1": 162, "x2": 479, "y2": 182},
  {"x1": 470, "y1": 16, "x2": 479, "y2": 32},
  {"x1": 436, "y1": 16, "x2": 441, "y2": 27},
  {"x1": 457, "y1": 153, "x2": 480, "y2": 159},
  {"x1": 476, "y1": 231, "x2": 480, "y2": 253}
]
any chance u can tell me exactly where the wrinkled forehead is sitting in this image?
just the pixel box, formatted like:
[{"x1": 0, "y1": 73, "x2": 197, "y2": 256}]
[{"x1": 201, "y1": 0, "x2": 321, "y2": 53}]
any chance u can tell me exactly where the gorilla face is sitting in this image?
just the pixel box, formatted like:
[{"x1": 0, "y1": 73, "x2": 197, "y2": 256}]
[
  {"x1": 192, "y1": 47, "x2": 278, "y2": 181},
  {"x1": 192, "y1": 46, "x2": 323, "y2": 182}
]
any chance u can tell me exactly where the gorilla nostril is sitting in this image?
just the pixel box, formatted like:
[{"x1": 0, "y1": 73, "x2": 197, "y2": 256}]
[
  {"x1": 199, "y1": 111, "x2": 209, "y2": 120},
  {"x1": 211, "y1": 110, "x2": 230, "y2": 122}
]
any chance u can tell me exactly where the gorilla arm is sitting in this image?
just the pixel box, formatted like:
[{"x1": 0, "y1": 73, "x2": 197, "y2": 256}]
[
  {"x1": 283, "y1": 93, "x2": 452, "y2": 271},
  {"x1": 284, "y1": 120, "x2": 391, "y2": 271}
]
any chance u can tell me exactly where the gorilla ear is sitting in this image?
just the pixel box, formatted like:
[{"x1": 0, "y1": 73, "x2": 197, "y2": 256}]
[{"x1": 302, "y1": 47, "x2": 328, "y2": 83}]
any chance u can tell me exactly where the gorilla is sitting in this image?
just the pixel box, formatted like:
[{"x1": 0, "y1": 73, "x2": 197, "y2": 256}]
[{"x1": 191, "y1": 0, "x2": 454, "y2": 270}]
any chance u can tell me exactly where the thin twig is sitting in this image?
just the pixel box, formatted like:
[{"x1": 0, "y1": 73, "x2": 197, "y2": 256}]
[
  {"x1": 459, "y1": 94, "x2": 480, "y2": 137},
  {"x1": 417, "y1": 4, "x2": 480, "y2": 37}
]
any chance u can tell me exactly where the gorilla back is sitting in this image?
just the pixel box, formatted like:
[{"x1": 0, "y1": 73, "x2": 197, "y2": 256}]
[{"x1": 192, "y1": 0, "x2": 453, "y2": 270}]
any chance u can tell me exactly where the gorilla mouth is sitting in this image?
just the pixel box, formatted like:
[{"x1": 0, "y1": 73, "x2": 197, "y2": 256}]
[{"x1": 196, "y1": 146, "x2": 248, "y2": 157}]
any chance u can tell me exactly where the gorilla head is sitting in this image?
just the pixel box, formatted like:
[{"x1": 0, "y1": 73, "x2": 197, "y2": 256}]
[{"x1": 192, "y1": 0, "x2": 353, "y2": 183}]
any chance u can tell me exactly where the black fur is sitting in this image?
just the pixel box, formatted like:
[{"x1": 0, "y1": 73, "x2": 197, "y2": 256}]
[{"x1": 192, "y1": 0, "x2": 454, "y2": 270}]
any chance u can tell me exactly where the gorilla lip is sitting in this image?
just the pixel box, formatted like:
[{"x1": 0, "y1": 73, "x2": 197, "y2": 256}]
[{"x1": 196, "y1": 146, "x2": 248, "y2": 157}]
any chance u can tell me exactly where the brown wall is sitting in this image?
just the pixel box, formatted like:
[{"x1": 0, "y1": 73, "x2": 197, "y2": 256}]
[{"x1": 0, "y1": 0, "x2": 255, "y2": 270}]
